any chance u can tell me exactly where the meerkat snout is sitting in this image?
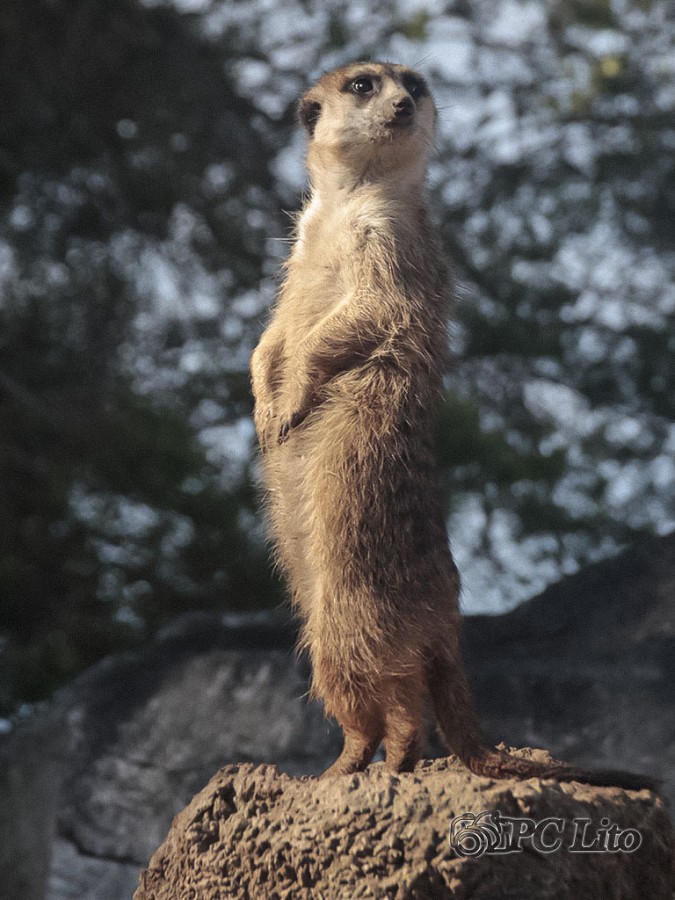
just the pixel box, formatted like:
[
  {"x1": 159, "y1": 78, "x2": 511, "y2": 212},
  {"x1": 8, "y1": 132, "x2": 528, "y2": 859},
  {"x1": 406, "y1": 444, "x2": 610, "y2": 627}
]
[
  {"x1": 388, "y1": 94, "x2": 415, "y2": 127},
  {"x1": 393, "y1": 95, "x2": 414, "y2": 114}
]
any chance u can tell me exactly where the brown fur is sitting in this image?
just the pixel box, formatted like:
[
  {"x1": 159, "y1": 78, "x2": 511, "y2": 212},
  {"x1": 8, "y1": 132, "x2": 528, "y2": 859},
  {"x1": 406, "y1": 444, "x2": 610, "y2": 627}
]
[{"x1": 250, "y1": 62, "x2": 656, "y2": 792}]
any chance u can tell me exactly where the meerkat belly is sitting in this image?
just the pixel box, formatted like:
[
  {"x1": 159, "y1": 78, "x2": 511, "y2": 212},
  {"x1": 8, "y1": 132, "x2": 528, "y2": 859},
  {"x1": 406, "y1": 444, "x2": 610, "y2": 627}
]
[
  {"x1": 292, "y1": 360, "x2": 448, "y2": 594},
  {"x1": 290, "y1": 359, "x2": 454, "y2": 681}
]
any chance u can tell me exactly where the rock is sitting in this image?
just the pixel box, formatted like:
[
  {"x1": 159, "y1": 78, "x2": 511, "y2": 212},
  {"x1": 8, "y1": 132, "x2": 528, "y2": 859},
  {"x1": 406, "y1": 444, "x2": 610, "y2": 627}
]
[
  {"x1": 461, "y1": 532, "x2": 675, "y2": 794},
  {"x1": 0, "y1": 713, "x2": 65, "y2": 900},
  {"x1": 134, "y1": 754, "x2": 674, "y2": 900},
  {"x1": 44, "y1": 611, "x2": 340, "y2": 900}
]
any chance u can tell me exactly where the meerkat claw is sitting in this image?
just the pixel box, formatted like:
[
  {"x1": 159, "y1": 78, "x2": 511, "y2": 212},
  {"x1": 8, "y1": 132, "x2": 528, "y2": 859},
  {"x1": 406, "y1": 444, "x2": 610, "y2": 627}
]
[{"x1": 278, "y1": 410, "x2": 307, "y2": 443}]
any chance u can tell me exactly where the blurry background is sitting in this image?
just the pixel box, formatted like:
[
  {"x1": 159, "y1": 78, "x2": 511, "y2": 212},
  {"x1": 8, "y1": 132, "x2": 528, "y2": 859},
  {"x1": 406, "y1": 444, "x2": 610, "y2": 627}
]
[{"x1": 0, "y1": 0, "x2": 673, "y2": 720}]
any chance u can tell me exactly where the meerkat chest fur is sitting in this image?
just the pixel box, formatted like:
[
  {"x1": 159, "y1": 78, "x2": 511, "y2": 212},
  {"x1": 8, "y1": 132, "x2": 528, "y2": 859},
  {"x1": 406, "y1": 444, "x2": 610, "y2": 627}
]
[{"x1": 284, "y1": 186, "x2": 430, "y2": 343}]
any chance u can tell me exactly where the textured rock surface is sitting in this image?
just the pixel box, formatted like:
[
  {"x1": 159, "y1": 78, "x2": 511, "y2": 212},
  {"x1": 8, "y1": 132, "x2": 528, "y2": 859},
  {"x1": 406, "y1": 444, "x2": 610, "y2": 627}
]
[{"x1": 134, "y1": 755, "x2": 673, "y2": 900}]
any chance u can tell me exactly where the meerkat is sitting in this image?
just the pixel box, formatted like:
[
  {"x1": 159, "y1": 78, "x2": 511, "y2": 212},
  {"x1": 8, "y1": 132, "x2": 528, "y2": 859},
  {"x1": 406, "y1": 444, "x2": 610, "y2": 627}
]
[{"x1": 250, "y1": 61, "x2": 654, "y2": 790}]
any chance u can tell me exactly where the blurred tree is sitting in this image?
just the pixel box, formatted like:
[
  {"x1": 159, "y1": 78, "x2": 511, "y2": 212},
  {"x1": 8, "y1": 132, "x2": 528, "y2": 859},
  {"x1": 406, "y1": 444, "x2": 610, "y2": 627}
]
[{"x1": 0, "y1": 0, "x2": 284, "y2": 715}]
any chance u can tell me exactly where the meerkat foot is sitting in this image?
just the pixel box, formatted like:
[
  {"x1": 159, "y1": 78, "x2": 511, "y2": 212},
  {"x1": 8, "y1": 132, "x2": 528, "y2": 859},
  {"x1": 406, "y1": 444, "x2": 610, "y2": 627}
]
[
  {"x1": 384, "y1": 735, "x2": 422, "y2": 773},
  {"x1": 320, "y1": 721, "x2": 383, "y2": 778}
]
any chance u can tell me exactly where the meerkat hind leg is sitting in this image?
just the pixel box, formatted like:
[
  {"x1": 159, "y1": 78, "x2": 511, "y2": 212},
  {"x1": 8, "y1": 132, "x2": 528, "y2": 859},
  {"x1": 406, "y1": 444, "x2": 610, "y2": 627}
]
[
  {"x1": 320, "y1": 705, "x2": 384, "y2": 778},
  {"x1": 384, "y1": 723, "x2": 424, "y2": 773},
  {"x1": 383, "y1": 673, "x2": 426, "y2": 773}
]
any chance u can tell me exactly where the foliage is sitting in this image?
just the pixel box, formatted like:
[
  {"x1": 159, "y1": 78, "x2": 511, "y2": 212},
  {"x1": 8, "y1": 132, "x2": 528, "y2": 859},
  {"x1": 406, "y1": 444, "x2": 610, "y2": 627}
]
[{"x1": 0, "y1": 0, "x2": 283, "y2": 716}]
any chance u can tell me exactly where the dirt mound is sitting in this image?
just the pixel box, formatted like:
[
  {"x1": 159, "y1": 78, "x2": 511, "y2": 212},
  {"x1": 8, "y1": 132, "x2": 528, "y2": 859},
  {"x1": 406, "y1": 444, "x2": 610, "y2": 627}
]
[{"x1": 135, "y1": 752, "x2": 673, "y2": 900}]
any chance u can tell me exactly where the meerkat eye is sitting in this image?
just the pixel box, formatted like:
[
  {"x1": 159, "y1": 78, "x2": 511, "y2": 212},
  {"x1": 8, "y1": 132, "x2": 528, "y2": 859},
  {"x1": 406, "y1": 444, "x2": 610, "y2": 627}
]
[
  {"x1": 402, "y1": 74, "x2": 427, "y2": 101},
  {"x1": 351, "y1": 76, "x2": 375, "y2": 95}
]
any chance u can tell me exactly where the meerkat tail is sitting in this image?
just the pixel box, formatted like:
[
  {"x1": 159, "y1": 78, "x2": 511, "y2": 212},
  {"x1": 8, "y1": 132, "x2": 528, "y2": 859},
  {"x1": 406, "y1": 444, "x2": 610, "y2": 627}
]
[
  {"x1": 465, "y1": 747, "x2": 660, "y2": 791},
  {"x1": 427, "y1": 655, "x2": 659, "y2": 792}
]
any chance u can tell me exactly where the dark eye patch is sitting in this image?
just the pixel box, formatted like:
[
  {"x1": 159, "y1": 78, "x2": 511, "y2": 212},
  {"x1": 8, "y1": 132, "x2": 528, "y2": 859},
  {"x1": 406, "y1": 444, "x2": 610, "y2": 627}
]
[{"x1": 401, "y1": 73, "x2": 428, "y2": 100}]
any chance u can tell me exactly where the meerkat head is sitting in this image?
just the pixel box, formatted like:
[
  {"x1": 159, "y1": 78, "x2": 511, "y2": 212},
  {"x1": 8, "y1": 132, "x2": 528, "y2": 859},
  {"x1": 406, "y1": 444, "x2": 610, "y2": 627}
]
[{"x1": 298, "y1": 62, "x2": 437, "y2": 191}]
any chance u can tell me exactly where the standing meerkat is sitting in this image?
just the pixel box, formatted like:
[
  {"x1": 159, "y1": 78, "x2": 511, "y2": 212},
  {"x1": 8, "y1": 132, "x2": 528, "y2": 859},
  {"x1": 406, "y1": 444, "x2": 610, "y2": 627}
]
[{"x1": 251, "y1": 61, "x2": 653, "y2": 789}]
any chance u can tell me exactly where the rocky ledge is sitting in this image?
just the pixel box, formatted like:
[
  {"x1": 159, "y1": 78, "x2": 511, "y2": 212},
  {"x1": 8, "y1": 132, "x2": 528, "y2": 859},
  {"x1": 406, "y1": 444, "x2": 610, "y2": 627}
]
[{"x1": 134, "y1": 751, "x2": 673, "y2": 900}]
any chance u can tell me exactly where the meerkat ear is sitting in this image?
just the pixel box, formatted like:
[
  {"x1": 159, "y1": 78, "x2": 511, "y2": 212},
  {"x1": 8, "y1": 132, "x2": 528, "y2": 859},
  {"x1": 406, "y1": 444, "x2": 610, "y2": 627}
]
[{"x1": 299, "y1": 98, "x2": 322, "y2": 137}]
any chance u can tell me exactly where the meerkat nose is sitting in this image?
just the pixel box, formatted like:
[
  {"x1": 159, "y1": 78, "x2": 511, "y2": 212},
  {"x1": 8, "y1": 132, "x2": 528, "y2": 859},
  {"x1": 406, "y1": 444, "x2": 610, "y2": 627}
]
[{"x1": 393, "y1": 95, "x2": 414, "y2": 117}]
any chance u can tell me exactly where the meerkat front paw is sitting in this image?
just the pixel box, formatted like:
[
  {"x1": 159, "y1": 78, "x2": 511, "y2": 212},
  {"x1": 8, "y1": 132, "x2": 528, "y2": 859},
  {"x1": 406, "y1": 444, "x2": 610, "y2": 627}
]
[{"x1": 277, "y1": 409, "x2": 310, "y2": 444}]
